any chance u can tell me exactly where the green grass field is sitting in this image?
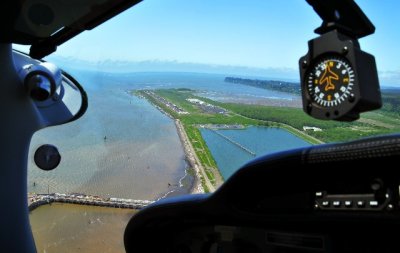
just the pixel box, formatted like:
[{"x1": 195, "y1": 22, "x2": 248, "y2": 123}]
[{"x1": 219, "y1": 103, "x2": 399, "y2": 143}]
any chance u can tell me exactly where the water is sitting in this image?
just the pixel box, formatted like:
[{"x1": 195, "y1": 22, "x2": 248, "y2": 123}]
[
  {"x1": 30, "y1": 203, "x2": 137, "y2": 253},
  {"x1": 28, "y1": 71, "x2": 302, "y2": 252},
  {"x1": 200, "y1": 126, "x2": 311, "y2": 180},
  {"x1": 107, "y1": 72, "x2": 301, "y2": 106},
  {"x1": 28, "y1": 71, "x2": 299, "y2": 200},
  {"x1": 28, "y1": 76, "x2": 187, "y2": 200}
]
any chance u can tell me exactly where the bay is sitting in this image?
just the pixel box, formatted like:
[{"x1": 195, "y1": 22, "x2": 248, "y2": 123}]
[{"x1": 200, "y1": 126, "x2": 311, "y2": 180}]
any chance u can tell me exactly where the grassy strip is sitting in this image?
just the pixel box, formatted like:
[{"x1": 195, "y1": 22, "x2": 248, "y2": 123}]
[
  {"x1": 200, "y1": 175, "x2": 210, "y2": 193},
  {"x1": 184, "y1": 124, "x2": 222, "y2": 185},
  {"x1": 219, "y1": 103, "x2": 399, "y2": 143},
  {"x1": 184, "y1": 125, "x2": 217, "y2": 169},
  {"x1": 275, "y1": 123, "x2": 323, "y2": 144}
]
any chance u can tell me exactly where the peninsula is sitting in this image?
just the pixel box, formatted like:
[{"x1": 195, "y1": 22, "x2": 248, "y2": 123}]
[
  {"x1": 224, "y1": 77, "x2": 300, "y2": 95},
  {"x1": 136, "y1": 88, "x2": 400, "y2": 193}
]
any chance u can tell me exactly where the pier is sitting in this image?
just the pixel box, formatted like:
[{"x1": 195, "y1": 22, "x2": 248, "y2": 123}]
[
  {"x1": 28, "y1": 193, "x2": 154, "y2": 211},
  {"x1": 209, "y1": 129, "x2": 256, "y2": 156}
]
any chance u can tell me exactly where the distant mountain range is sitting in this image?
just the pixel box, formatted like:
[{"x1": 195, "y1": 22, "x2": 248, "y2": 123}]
[
  {"x1": 45, "y1": 55, "x2": 299, "y2": 80},
  {"x1": 45, "y1": 55, "x2": 400, "y2": 87}
]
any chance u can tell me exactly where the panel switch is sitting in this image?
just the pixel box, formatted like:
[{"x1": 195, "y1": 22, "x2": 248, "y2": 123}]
[
  {"x1": 369, "y1": 201, "x2": 378, "y2": 207},
  {"x1": 344, "y1": 201, "x2": 352, "y2": 207},
  {"x1": 357, "y1": 201, "x2": 365, "y2": 207}
]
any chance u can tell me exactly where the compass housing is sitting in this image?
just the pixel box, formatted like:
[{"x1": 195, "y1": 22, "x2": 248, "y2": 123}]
[{"x1": 299, "y1": 30, "x2": 381, "y2": 121}]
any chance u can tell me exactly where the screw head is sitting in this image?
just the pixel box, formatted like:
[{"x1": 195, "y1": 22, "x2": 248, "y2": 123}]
[
  {"x1": 302, "y1": 60, "x2": 308, "y2": 68},
  {"x1": 348, "y1": 94, "x2": 356, "y2": 103},
  {"x1": 342, "y1": 46, "x2": 349, "y2": 54}
]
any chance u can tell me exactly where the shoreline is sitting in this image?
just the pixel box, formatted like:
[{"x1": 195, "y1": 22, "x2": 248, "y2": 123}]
[
  {"x1": 137, "y1": 90, "x2": 211, "y2": 193},
  {"x1": 227, "y1": 110, "x2": 323, "y2": 145},
  {"x1": 174, "y1": 119, "x2": 210, "y2": 193}
]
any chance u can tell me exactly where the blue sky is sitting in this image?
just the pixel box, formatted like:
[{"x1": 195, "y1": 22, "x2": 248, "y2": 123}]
[{"x1": 14, "y1": 0, "x2": 400, "y2": 85}]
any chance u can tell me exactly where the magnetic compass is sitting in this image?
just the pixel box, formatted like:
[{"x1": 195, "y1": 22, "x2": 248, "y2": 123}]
[
  {"x1": 306, "y1": 56, "x2": 355, "y2": 108},
  {"x1": 299, "y1": 30, "x2": 382, "y2": 121}
]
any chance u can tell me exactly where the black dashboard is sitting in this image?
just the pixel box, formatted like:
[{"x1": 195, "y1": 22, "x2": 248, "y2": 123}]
[{"x1": 124, "y1": 134, "x2": 400, "y2": 252}]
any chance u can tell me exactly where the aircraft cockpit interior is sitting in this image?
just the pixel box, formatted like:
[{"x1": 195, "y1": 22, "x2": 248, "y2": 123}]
[{"x1": 1, "y1": 0, "x2": 399, "y2": 252}]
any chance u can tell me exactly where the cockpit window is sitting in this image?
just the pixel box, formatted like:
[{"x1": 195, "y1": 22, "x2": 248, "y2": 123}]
[{"x1": 22, "y1": 0, "x2": 400, "y2": 252}]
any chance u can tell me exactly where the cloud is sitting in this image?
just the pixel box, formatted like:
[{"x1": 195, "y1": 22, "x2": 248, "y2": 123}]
[{"x1": 379, "y1": 70, "x2": 400, "y2": 87}]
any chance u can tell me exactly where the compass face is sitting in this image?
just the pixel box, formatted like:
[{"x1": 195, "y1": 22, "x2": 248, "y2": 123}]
[{"x1": 306, "y1": 56, "x2": 355, "y2": 108}]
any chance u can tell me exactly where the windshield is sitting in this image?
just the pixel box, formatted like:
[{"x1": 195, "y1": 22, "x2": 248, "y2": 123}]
[{"x1": 18, "y1": 0, "x2": 400, "y2": 252}]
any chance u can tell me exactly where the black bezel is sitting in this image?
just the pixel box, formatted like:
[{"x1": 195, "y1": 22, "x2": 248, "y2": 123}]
[
  {"x1": 299, "y1": 31, "x2": 365, "y2": 121},
  {"x1": 303, "y1": 53, "x2": 358, "y2": 119}
]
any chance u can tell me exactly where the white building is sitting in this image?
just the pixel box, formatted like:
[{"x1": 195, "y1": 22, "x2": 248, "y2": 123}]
[{"x1": 303, "y1": 126, "x2": 322, "y2": 132}]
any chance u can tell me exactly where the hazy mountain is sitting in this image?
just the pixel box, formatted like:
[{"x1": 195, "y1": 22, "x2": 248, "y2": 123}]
[
  {"x1": 45, "y1": 55, "x2": 400, "y2": 87},
  {"x1": 45, "y1": 55, "x2": 299, "y2": 80}
]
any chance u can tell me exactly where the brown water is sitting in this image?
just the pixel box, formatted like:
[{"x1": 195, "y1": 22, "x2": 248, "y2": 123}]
[
  {"x1": 30, "y1": 203, "x2": 137, "y2": 253},
  {"x1": 28, "y1": 71, "x2": 189, "y2": 201}
]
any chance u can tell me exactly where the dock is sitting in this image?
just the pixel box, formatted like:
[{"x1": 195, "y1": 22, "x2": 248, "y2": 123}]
[
  {"x1": 28, "y1": 193, "x2": 154, "y2": 211},
  {"x1": 209, "y1": 129, "x2": 256, "y2": 157}
]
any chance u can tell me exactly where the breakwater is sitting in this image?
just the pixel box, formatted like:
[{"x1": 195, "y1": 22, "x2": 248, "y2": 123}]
[
  {"x1": 174, "y1": 119, "x2": 210, "y2": 192},
  {"x1": 28, "y1": 193, "x2": 153, "y2": 211},
  {"x1": 209, "y1": 129, "x2": 256, "y2": 156}
]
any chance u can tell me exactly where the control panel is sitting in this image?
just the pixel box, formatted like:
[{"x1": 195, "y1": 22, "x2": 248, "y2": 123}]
[
  {"x1": 314, "y1": 178, "x2": 395, "y2": 211},
  {"x1": 314, "y1": 191, "x2": 392, "y2": 211}
]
